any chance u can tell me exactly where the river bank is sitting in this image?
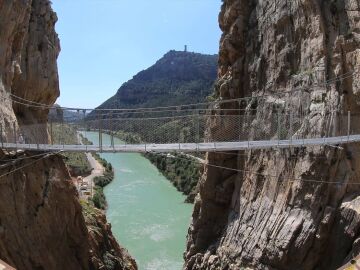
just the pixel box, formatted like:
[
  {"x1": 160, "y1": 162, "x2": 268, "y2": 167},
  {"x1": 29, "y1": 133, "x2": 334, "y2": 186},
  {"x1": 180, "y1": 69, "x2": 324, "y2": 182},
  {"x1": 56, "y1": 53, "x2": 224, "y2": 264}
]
[
  {"x1": 83, "y1": 152, "x2": 104, "y2": 197},
  {"x1": 144, "y1": 152, "x2": 202, "y2": 203},
  {"x1": 78, "y1": 133, "x2": 115, "y2": 209},
  {"x1": 96, "y1": 130, "x2": 202, "y2": 203},
  {"x1": 91, "y1": 153, "x2": 115, "y2": 209}
]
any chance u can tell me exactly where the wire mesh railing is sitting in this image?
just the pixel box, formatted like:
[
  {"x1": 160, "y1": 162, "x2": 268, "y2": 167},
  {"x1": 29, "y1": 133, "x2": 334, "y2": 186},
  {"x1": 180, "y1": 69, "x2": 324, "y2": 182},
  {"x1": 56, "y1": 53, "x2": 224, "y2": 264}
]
[{"x1": 0, "y1": 109, "x2": 358, "y2": 152}]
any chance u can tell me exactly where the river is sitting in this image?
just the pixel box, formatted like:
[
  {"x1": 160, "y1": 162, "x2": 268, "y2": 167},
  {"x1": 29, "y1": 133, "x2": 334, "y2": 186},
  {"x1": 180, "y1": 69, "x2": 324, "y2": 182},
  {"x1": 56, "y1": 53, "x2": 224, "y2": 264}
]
[{"x1": 84, "y1": 132, "x2": 193, "y2": 270}]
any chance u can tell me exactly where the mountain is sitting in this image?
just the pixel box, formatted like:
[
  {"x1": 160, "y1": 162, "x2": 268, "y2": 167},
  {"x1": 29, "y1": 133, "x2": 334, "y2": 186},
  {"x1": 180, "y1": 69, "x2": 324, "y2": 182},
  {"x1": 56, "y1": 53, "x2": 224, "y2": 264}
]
[
  {"x1": 96, "y1": 50, "x2": 218, "y2": 110},
  {"x1": 88, "y1": 51, "x2": 218, "y2": 204}
]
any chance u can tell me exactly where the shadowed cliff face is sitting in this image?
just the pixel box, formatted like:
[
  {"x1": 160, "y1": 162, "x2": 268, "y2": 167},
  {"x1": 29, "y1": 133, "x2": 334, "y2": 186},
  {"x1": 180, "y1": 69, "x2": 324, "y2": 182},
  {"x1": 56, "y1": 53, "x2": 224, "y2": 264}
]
[
  {"x1": 185, "y1": 1, "x2": 360, "y2": 269},
  {"x1": 0, "y1": 153, "x2": 90, "y2": 269},
  {"x1": 0, "y1": 151, "x2": 137, "y2": 270},
  {"x1": 0, "y1": 1, "x2": 137, "y2": 269}
]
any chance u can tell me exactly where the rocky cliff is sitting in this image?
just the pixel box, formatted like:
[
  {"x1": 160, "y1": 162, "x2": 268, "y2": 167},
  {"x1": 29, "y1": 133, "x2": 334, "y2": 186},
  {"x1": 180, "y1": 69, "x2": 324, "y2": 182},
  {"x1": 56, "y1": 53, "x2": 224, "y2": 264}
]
[
  {"x1": 185, "y1": 1, "x2": 360, "y2": 269},
  {"x1": 0, "y1": 1, "x2": 136, "y2": 269},
  {"x1": 82, "y1": 202, "x2": 137, "y2": 270},
  {"x1": 0, "y1": 152, "x2": 90, "y2": 269},
  {"x1": 0, "y1": 0, "x2": 60, "y2": 143}
]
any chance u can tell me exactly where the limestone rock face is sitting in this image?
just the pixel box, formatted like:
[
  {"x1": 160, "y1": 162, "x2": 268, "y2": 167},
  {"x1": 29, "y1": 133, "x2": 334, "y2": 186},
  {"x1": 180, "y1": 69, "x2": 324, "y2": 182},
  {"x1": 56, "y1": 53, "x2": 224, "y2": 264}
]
[
  {"x1": 185, "y1": 1, "x2": 360, "y2": 269},
  {"x1": 0, "y1": 152, "x2": 138, "y2": 270},
  {"x1": 0, "y1": 0, "x2": 60, "y2": 143},
  {"x1": 0, "y1": 1, "x2": 136, "y2": 269}
]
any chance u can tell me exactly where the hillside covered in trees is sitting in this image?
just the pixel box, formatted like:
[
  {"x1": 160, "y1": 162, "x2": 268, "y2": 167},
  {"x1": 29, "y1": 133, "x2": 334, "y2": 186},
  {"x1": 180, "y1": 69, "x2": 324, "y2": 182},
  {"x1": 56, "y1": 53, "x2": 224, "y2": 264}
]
[
  {"x1": 87, "y1": 50, "x2": 217, "y2": 204},
  {"x1": 96, "y1": 50, "x2": 218, "y2": 110}
]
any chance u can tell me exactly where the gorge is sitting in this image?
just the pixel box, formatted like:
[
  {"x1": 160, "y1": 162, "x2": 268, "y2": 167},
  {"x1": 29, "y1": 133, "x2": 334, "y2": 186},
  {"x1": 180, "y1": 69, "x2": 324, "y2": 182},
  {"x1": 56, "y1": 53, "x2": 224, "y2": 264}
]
[
  {"x1": 1, "y1": 0, "x2": 360, "y2": 270},
  {"x1": 89, "y1": 50, "x2": 219, "y2": 204},
  {"x1": 83, "y1": 132, "x2": 193, "y2": 270}
]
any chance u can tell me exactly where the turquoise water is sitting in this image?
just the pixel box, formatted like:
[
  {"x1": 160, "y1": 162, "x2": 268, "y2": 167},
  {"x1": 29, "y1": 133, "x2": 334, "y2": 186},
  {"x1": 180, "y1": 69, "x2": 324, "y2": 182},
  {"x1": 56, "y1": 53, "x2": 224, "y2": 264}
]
[{"x1": 84, "y1": 132, "x2": 193, "y2": 270}]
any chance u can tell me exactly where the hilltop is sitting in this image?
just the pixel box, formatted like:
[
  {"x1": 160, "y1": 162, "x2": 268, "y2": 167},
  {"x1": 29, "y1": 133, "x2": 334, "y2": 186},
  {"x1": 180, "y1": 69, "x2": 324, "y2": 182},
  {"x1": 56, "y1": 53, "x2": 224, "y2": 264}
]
[{"x1": 96, "y1": 50, "x2": 218, "y2": 110}]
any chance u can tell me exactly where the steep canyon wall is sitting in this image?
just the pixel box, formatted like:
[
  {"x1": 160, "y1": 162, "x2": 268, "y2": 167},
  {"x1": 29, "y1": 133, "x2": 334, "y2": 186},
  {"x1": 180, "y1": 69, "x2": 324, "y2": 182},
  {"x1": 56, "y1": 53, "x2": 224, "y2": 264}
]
[
  {"x1": 186, "y1": 1, "x2": 360, "y2": 269},
  {"x1": 0, "y1": 0, "x2": 59, "y2": 143},
  {"x1": 0, "y1": 1, "x2": 136, "y2": 269}
]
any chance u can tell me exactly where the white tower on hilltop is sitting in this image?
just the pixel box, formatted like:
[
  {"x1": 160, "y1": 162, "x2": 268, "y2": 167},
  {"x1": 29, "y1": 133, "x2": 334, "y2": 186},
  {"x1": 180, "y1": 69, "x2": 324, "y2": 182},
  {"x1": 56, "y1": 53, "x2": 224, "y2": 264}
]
[{"x1": 184, "y1": 45, "x2": 188, "y2": 52}]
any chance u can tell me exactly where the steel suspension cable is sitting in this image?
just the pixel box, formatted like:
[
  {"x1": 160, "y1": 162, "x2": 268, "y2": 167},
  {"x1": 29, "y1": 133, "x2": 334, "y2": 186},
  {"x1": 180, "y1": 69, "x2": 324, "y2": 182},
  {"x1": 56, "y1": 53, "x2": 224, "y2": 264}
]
[
  {"x1": 0, "y1": 151, "x2": 62, "y2": 179},
  {"x1": 5, "y1": 67, "x2": 360, "y2": 112}
]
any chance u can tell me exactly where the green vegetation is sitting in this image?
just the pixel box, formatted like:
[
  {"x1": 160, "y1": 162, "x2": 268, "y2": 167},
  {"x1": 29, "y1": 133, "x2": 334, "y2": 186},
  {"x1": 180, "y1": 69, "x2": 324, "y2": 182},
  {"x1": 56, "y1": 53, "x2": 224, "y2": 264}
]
[
  {"x1": 91, "y1": 153, "x2": 115, "y2": 210},
  {"x1": 83, "y1": 51, "x2": 215, "y2": 204},
  {"x1": 52, "y1": 124, "x2": 91, "y2": 176},
  {"x1": 92, "y1": 186, "x2": 107, "y2": 210},
  {"x1": 100, "y1": 131, "x2": 202, "y2": 203},
  {"x1": 53, "y1": 125, "x2": 115, "y2": 210},
  {"x1": 93, "y1": 153, "x2": 114, "y2": 187},
  {"x1": 145, "y1": 152, "x2": 201, "y2": 203},
  {"x1": 102, "y1": 130, "x2": 141, "y2": 144},
  {"x1": 79, "y1": 134, "x2": 93, "y2": 145},
  {"x1": 85, "y1": 52, "x2": 216, "y2": 146},
  {"x1": 80, "y1": 199, "x2": 99, "y2": 222},
  {"x1": 93, "y1": 51, "x2": 217, "y2": 112}
]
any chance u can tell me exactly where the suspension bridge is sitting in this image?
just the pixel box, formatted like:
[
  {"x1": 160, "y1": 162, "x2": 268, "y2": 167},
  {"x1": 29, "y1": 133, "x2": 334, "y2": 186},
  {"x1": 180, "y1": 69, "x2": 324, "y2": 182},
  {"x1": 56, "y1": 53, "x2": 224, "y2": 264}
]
[
  {"x1": 1, "y1": 90, "x2": 359, "y2": 153},
  {"x1": 2, "y1": 135, "x2": 360, "y2": 153},
  {"x1": 1, "y1": 68, "x2": 359, "y2": 270}
]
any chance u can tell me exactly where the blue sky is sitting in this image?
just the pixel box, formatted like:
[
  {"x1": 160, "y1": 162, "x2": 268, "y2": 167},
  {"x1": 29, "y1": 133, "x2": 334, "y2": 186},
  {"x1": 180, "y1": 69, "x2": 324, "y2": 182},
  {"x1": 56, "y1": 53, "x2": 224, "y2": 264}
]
[{"x1": 51, "y1": 0, "x2": 222, "y2": 108}]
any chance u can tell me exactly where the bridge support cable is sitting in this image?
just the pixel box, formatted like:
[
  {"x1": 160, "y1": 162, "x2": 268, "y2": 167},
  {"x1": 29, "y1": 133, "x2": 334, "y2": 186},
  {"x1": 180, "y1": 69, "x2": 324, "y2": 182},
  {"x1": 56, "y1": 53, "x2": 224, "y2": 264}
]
[
  {"x1": 2, "y1": 135, "x2": 360, "y2": 153},
  {"x1": 2, "y1": 106, "x2": 360, "y2": 153}
]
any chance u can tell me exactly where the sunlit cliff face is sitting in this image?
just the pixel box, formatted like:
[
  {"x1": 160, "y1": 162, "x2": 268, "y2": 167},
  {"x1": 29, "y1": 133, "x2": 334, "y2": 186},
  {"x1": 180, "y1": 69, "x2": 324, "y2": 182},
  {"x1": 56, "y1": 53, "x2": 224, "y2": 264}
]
[
  {"x1": 185, "y1": 1, "x2": 360, "y2": 269},
  {"x1": 0, "y1": 0, "x2": 60, "y2": 143}
]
